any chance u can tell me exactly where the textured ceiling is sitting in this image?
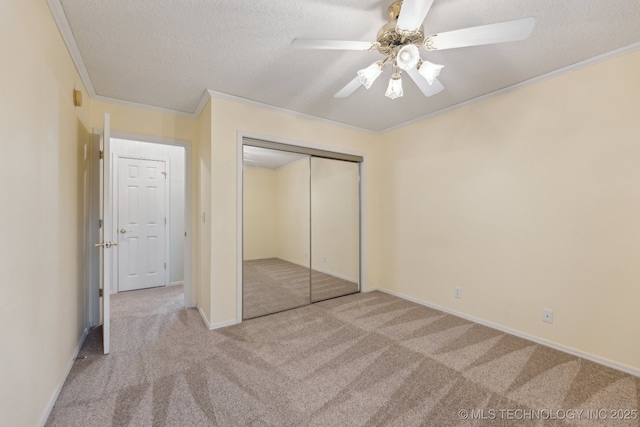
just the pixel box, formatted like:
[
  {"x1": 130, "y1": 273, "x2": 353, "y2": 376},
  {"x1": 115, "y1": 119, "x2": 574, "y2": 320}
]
[{"x1": 54, "y1": 0, "x2": 640, "y2": 132}]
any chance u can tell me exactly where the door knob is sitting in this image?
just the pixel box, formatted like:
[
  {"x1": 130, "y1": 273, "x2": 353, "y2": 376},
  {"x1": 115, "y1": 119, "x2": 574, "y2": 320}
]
[
  {"x1": 120, "y1": 228, "x2": 127, "y2": 233},
  {"x1": 95, "y1": 241, "x2": 118, "y2": 248}
]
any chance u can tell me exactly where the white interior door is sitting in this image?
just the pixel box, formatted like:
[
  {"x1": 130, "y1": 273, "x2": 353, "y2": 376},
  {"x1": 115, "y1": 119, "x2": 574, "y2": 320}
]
[
  {"x1": 98, "y1": 113, "x2": 113, "y2": 355},
  {"x1": 117, "y1": 157, "x2": 167, "y2": 292}
]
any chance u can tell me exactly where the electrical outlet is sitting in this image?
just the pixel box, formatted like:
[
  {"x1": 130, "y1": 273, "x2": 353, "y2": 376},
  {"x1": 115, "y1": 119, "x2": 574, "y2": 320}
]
[
  {"x1": 304, "y1": 252, "x2": 308, "y2": 259},
  {"x1": 454, "y1": 287, "x2": 462, "y2": 298},
  {"x1": 323, "y1": 256, "x2": 327, "y2": 263},
  {"x1": 542, "y1": 309, "x2": 553, "y2": 323}
]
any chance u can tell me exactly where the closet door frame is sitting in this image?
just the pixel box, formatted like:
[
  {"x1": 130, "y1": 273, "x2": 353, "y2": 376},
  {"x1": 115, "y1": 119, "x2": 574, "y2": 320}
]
[{"x1": 236, "y1": 132, "x2": 367, "y2": 324}]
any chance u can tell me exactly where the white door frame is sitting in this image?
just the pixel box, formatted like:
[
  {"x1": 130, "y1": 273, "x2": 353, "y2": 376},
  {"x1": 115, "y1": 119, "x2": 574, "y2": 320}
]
[
  {"x1": 87, "y1": 133, "x2": 101, "y2": 327},
  {"x1": 100, "y1": 113, "x2": 113, "y2": 354},
  {"x1": 89, "y1": 129, "x2": 194, "y2": 313},
  {"x1": 236, "y1": 131, "x2": 368, "y2": 324},
  {"x1": 114, "y1": 153, "x2": 171, "y2": 292}
]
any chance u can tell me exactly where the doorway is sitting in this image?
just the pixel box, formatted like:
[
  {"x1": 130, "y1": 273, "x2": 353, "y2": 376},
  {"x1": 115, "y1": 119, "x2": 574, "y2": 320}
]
[
  {"x1": 87, "y1": 132, "x2": 191, "y2": 330},
  {"x1": 110, "y1": 138, "x2": 188, "y2": 295}
]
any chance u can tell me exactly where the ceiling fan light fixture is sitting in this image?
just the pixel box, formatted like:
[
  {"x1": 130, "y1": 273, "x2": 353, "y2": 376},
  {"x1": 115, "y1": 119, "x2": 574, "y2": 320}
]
[
  {"x1": 396, "y1": 44, "x2": 420, "y2": 71},
  {"x1": 292, "y1": 2, "x2": 536, "y2": 101},
  {"x1": 418, "y1": 60, "x2": 444, "y2": 85},
  {"x1": 357, "y1": 61, "x2": 383, "y2": 89},
  {"x1": 385, "y1": 72, "x2": 403, "y2": 99}
]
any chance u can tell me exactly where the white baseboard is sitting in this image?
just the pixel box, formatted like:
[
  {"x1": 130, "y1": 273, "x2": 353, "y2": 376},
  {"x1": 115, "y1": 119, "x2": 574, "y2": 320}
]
[
  {"x1": 39, "y1": 326, "x2": 89, "y2": 427},
  {"x1": 197, "y1": 306, "x2": 211, "y2": 329},
  {"x1": 368, "y1": 287, "x2": 640, "y2": 378},
  {"x1": 198, "y1": 306, "x2": 239, "y2": 331},
  {"x1": 210, "y1": 319, "x2": 240, "y2": 330},
  {"x1": 170, "y1": 281, "x2": 184, "y2": 287}
]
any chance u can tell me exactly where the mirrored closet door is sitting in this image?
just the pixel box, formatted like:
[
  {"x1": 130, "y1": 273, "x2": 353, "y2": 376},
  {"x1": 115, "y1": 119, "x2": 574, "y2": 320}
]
[
  {"x1": 242, "y1": 140, "x2": 361, "y2": 320},
  {"x1": 242, "y1": 145, "x2": 311, "y2": 320},
  {"x1": 311, "y1": 157, "x2": 360, "y2": 302}
]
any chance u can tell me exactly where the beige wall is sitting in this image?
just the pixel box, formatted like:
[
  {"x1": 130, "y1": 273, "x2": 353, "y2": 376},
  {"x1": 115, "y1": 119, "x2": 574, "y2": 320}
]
[
  {"x1": 276, "y1": 159, "x2": 311, "y2": 266},
  {"x1": 204, "y1": 96, "x2": 381, "y2": 326},
  {"x1": 0, "y1": 1, "x2": 91, "y2": 425},
  {"x1": 90, "y1": 100, "x2": 197, "y2": 142},
  {"x1": 243, "y1": 166, "x2": 278, "y2": 260},
  {"x1": 378, "y1": 50, "x2": 640, "y2": 371}
]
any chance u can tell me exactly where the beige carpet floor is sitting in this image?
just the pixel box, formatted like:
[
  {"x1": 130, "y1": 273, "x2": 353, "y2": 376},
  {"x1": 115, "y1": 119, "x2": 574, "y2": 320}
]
[
  {"x1": 243, "y1": 258, "x2": 359, "y2": 319},
  {"x1": 46, "y1": 285, "x2": 640, "y2": 426}
]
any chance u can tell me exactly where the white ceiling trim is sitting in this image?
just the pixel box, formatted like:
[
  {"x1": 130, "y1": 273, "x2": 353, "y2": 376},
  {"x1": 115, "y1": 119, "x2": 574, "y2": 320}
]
[
  {"x1": 206, "y1": 90, "x2": 375, "y2": 135},
  {"x1": 193, "y1": 90, "x2": 213, "y2": 119},
  {"x1": 381, "y1": 41, "x2": 640, "y2": 134},
  {"x1": 47, "y1": 0, "x2": 96, "y2": 98}
]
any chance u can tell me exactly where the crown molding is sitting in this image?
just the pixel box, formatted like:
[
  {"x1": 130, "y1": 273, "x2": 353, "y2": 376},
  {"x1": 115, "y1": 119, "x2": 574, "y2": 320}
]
[
  {"x1": 193, "y1": 90, "x2": 213, "y2": 119},
  {"x1": 380, "y1": 41, "x2": 640, "y2": 134},
  {"x1": 46, "y1": 0, "x2": 96, "y2": 98}
]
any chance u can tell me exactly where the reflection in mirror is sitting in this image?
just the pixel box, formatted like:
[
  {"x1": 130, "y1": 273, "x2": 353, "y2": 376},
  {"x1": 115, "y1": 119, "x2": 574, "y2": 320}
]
[
  {"x1": 242, "y1": 146, "x2": 310, "y2": 319},
  {"x1": 311, "y1": 157, "x2": 360, "y2": 302}
]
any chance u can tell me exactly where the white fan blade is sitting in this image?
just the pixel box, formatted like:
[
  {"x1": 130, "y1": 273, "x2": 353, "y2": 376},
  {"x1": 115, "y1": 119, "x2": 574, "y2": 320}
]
[
  {"x1": 397, "y1": 0, "x2": 435, "y2": 33},
  {"x1": 429, "y1": 17, "x2": 535, "y2": 50},
  {"x1": 406, "y1": 67, "x2": 444, "y2": 97},
  {"x1": 334, "y1": 76, "x2": 362, "y2": 98},
  {"x1": 292, "y1": 39, "x2": 376, "y2": 51}
]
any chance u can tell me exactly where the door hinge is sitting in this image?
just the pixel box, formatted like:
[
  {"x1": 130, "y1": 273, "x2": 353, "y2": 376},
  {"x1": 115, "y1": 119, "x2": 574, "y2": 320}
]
[
  {"x1": 99, "y1": 150, "x2": 104, "y2": 159},
  {"x1": 164, "y1": 217, "x2": 167, "y2": 225},
  {"x1": 164, "y1": 262, "x2": 167, "y2": 269},
  {"x1": 98, "y1": 219, "x2": 103, "y2": 229},
  {"x1": 99, "y1": 289, "x2": 103, "y2": 298}
]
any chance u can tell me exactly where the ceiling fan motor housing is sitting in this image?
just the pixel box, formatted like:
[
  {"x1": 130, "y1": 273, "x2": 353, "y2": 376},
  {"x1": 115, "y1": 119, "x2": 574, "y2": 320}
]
[{"x1": 377, "y1": 1, "x2": 425, "y2": 58}]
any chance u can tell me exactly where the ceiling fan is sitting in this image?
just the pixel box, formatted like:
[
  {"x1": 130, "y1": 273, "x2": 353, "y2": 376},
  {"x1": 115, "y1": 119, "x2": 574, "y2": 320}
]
[{"x1": 292, "y1": 0, "x2": 535, "y2": 100}]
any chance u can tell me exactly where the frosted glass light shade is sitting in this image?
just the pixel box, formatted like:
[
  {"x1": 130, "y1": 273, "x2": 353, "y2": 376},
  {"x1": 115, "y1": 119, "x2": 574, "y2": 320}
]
[
  {"x1": 357, "y1": 62, "x2": 383, "y2": 89},
  {"x1": 418, "y1": 61, "x2": 444, "y2": 85},
  {"x1": 396, "y1": 45, "x2": 420, "y2": 71},
  {"x1": 385, "y1": 74, "x2": 403, "y2": 99}
]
